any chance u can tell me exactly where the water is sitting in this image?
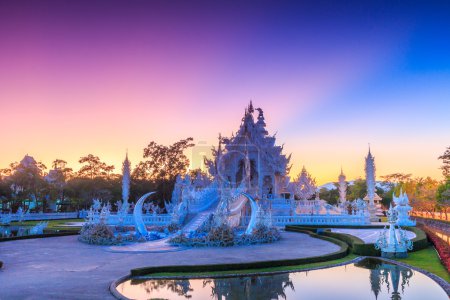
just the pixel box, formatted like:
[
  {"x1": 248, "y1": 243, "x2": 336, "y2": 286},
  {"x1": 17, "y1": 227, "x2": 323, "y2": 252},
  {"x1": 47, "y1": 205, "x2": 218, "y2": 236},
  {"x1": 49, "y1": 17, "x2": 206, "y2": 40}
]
[{"x1": 115, "y1": 258, "x2": 448, "y2": 300}]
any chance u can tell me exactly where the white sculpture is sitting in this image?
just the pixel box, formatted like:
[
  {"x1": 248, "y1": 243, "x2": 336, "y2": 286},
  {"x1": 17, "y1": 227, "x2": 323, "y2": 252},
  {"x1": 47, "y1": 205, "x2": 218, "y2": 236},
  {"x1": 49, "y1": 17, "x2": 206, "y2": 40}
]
[
  {"x1": 393, "y1": 189, "x2": 416, "y2": 226},
  {"x1": 0, "y1": 213, "x2": 12, "y2": 225},
  {"x1": 17, "y1": 207, "x2": 25, "y2": 223},
  {"x1": 30, "y1": 221, "x2": 48, "y2": 235},
  {"x1": 375, "y1": 204, "x2": 413, "y2": 258},
  {"x1": 92, "y1": 199, "x2": 101, "y2": 212},
  {"x1": 133, "y1": 192, "x2": 156, "y2": 239},
  {"x1": 290, "y1": 166, "x2": 316, "y2": 200}
]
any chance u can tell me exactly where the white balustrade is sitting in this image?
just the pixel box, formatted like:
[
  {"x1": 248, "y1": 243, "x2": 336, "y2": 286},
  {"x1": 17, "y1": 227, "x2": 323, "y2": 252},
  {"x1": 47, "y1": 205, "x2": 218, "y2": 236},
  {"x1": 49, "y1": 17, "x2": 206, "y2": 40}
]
[
  {"x1": 5, "y1": 212, "x2": 79, "y2": 222},
  {"x1": 240, "y1": 213, "x2": 370, "y2": 226}
]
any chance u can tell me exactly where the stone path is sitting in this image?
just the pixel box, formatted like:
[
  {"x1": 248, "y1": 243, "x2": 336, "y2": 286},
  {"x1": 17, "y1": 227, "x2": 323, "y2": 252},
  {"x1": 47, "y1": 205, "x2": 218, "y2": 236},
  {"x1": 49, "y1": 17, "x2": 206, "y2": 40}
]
[
  {"x1": 0, "y1": 231, "x2": 339, "y2": 300},
  {"x1": 331, "y1": 228, "x2": 416, "y2": 243}
]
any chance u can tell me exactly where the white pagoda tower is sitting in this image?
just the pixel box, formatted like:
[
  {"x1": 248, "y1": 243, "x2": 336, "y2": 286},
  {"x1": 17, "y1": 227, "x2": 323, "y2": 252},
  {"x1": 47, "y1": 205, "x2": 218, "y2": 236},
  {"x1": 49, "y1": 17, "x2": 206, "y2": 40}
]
[
  {"x1": 338, "y1": 168, "x2": 347, "y2": 205},
  {"x1": 122, "y1": 152, "x2": 131, "y2": 205},
  {"x1": 365, "y1": 147, "x2": 378, "y2": 221}
]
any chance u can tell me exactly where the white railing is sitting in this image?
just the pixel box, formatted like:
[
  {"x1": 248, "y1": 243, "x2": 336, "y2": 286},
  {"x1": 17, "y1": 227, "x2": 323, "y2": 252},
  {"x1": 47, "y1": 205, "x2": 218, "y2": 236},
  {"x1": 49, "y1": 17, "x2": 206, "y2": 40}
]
[
  {"x1": 241, "y1": 214, "x2": 370, "y2": 226},
  {"x1": 100, "y1": 213, "x2": 172, "y2": 226},
  {"x1": 5, "y1": 212, "x2": 79, "y2": 222}
]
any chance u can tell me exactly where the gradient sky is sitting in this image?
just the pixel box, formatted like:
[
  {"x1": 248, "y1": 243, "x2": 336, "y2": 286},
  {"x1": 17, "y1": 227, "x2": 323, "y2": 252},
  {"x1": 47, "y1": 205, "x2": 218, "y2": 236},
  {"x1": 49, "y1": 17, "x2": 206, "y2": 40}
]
[{"x1": 1, "y1": 1, "x2": 449, "y2": 184}]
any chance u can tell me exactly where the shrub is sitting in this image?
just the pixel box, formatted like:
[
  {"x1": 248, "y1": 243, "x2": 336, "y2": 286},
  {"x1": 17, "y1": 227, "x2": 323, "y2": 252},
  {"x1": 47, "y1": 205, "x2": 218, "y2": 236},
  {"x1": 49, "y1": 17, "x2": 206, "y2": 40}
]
[
  {"x1": 78, "y1": 223, "x2": 116, "y2": 245},
  {"x1": 169, "y1": 224, "x2": 281, "y2": 247}
]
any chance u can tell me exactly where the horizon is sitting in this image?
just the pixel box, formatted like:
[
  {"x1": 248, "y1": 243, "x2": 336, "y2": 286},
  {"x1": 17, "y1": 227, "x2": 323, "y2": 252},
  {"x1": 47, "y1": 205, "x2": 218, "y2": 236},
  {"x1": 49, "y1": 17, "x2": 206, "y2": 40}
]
[{"x1": 1, "y1": 1, "x2": 449, "y2": 184}]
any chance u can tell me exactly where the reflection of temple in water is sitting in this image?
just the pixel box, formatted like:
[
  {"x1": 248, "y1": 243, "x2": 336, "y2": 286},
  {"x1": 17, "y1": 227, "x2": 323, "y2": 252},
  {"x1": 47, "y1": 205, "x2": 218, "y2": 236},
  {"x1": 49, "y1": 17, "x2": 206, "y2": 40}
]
[
  {"x1": 209, "y1": 273, "x2": 293, "y2": 300},
  {"x1": 130, "y1": 278, "x2": 194, "y2": 298},
  {"x1": 130, "y1": 273, "x2": 294, "y2": 300},
  {"x1": 356, "y1": 259, "x2": 413, "y2": 300}
]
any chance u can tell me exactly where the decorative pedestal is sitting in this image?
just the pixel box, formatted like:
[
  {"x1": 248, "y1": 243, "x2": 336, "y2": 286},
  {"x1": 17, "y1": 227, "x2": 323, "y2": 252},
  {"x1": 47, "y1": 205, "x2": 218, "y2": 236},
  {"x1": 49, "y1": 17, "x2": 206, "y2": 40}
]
[
  {"x1": 375, "y1": 204, "x2": 413, "y2": 258},
  {"x1": 368, "y1": 204, "x2": 379, "y2": 222}
]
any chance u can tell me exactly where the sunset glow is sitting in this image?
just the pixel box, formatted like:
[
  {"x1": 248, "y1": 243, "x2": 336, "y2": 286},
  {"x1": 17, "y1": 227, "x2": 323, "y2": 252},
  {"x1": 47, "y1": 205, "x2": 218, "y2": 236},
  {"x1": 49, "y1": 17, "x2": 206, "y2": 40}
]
[{"x1": 1, "y1": 1, "x2": 449, "y2": 184}]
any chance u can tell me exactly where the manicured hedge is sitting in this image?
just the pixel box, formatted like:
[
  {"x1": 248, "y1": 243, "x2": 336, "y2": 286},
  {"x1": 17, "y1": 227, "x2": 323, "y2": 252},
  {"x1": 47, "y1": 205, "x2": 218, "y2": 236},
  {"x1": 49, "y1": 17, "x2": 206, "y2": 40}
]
[
  {"x1": 131, "y1": 230, "x2": 349, "y2": 276},
  {"x1": 405, "y1": 226, "x2": 429, "y2": 251},
  {"x1": 286, "y1": 224, "x2": 385, "y2": 230},
  {"x1": 286, "y1": 225, "x2": 429, "y2": 257},
  {"x1": 0, "y1": 231, "x2": 79, "y2": 242}
]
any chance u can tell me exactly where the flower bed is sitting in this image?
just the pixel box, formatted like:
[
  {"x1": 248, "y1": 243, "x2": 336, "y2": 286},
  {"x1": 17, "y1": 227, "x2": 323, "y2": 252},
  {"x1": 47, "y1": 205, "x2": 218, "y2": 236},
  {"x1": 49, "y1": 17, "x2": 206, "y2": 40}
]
[
  {"x1": 169, "y1": 223, "x2": 281, "y2": 247},
  {"x1": 418, "y1": 223, "x2": 450, "y2": 272}
]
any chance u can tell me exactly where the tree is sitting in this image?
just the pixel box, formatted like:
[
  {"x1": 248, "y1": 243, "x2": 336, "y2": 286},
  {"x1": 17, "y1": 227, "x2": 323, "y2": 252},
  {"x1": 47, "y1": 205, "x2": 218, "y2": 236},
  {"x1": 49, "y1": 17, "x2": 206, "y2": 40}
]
[
  {"x1": 46, "y1": 159, "x2": 73, "y2": 211},
  {"x1": 133, "y1": 138, "x2": 194, "y2": 181},
  {"x1": 319, "y1": 186, "x2": 339, "y2": 205},
  {"x1": 78, "y1": 154, "x2": 114, "y2": 179},
  {"x1": 347, "y1": 178, "x2": 367, "y2": 200},
  {"x1": 438, "y1": 146, "x2": 450, "y2": 179},
  {"x1": 132, "y1": 138, "x2": 195, "y2": 201},
  {"x1": 8, "y1": 155, "x2": 48, "y2": 212}
]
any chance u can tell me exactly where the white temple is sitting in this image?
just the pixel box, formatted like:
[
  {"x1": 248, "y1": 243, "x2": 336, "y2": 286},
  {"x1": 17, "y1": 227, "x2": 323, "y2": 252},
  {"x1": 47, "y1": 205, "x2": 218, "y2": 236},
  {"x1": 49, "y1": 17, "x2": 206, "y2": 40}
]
[
  {"x1": 205, "y1": 101, "x2": 291, "y2": 198},
  {"x1": 88, "y1": 102, "x2": 372, "y2": 230}
]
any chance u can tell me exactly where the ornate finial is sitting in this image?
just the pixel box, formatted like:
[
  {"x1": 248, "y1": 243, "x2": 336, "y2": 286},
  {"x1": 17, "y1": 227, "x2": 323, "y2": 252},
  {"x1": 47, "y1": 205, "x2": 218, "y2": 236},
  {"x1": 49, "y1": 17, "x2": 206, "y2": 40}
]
[{"x1": 248, "y1": 100, "x2": 254, "y2": 113}]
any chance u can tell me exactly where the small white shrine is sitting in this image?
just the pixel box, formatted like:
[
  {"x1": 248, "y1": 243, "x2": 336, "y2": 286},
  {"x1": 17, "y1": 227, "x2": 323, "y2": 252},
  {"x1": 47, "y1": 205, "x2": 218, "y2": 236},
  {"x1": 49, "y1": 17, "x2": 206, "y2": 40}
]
[{"x1": 393, "y1": 189, "x2": 416, "y2": 226}]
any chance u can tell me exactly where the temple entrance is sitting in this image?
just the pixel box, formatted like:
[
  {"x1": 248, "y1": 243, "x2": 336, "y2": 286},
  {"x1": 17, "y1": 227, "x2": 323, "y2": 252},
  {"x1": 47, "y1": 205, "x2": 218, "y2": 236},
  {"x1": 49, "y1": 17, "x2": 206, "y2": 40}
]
[
  {"x1": 235, "y1": 159, "x2": 258, "y2": 188},
  {"x1": 262, "y1": 175, "x2": 274, "y2": 198}
]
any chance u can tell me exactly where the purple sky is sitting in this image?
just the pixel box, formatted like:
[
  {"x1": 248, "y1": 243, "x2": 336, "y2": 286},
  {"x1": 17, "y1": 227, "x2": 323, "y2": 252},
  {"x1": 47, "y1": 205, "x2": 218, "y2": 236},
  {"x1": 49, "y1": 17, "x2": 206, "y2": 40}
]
[{"x1": 1, "y1": 1, "x2": 449, "y2": 183}]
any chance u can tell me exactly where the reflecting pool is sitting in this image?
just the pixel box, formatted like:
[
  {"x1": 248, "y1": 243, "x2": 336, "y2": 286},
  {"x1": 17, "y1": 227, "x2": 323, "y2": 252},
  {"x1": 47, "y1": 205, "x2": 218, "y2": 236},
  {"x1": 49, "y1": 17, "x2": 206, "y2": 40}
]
[{"x1": 115, "y1": 258, "x2": 448, "y2": 300}]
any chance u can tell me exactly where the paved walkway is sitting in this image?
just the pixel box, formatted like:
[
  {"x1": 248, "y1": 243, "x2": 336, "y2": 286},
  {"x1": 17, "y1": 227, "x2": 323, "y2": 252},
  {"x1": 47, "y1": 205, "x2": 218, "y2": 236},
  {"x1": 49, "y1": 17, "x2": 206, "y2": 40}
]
[
  {"x1": 331, "y1": 228, "x2": 416, "y2": 243},
  {"x1": 0, "y1": 231, "x2": 338, "y2": 300}
]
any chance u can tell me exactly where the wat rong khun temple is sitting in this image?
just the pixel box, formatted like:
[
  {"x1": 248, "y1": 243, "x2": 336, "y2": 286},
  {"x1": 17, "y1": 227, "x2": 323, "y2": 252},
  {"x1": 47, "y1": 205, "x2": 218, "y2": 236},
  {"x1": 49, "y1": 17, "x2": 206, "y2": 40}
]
[{"x1": 1, "y1": 103, "x2": 448, "y2": 300}]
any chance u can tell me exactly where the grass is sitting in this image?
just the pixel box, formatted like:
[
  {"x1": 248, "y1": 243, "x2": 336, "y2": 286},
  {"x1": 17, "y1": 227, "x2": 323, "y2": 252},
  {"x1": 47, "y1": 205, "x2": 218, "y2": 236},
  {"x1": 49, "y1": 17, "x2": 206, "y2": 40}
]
[
  {"x1": 140, "y1": 254, "x2": 359, "y2": 277},
  {"x1": 141, "y1": 247, "x2": 449, "y2": 282},
  {"x1": 395, "y1": 246, "x2": 450, "y2": 282},
  {"x1": 10, "y1": 218, "x2": 84, "y2": 231}
]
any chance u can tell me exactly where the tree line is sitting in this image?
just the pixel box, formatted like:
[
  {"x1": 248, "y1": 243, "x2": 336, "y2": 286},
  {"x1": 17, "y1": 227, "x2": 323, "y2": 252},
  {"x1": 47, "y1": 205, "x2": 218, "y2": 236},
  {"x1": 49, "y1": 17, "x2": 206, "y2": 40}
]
[
  {"x1": 0, "y1": 138, "x2": 194, "y2": 213},
  {"x1": 319, "y1": 146, "x2": 450, "y2": 218}
]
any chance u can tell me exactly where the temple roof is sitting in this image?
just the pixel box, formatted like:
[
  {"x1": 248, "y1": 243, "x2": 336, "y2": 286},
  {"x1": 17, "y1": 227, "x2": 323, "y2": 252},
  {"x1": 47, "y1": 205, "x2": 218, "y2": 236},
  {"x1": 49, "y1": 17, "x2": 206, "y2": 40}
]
[
  {"x1": 221, "y1": 102, "x2": 291, "y2": 175},
  {"x1": 363, "y1": 193, "x2": 382, "y2": 201}
]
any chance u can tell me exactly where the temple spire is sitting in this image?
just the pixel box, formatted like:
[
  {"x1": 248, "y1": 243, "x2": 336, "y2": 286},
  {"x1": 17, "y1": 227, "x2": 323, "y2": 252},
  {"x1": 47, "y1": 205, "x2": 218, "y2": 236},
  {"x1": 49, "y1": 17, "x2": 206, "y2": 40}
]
[
  {"x1": 365, "y1": 146, "x2": 377, "y2": 221},
  {"x1": 122, "y1": 151, "x2": 131, "y2": 204},
  {"x1": 338, "y1": 167, "x2": 347, "y2": 204}
]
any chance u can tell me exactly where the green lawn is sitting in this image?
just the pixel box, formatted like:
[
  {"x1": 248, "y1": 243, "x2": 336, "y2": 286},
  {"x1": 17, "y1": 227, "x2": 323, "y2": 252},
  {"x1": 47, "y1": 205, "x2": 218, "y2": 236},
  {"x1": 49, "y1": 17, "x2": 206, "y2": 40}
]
[
  {"x1": 10, "y1": 218, "x2": 84, "y2": 231},
  {"x1": 144, "y1": 247, "x2": 449, "y2": 282},
  {"x1": 144, "y1": 254, "x2": 359, "y2": 277},
  {"x1": 394, "y1": 246, "x2": 449, "y2": 282}
]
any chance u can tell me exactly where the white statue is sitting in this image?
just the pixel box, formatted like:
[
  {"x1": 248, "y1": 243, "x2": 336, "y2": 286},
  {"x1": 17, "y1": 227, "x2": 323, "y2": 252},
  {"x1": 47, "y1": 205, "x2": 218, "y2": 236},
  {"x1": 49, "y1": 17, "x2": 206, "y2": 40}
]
[
  {"x1": 375, "y1": 204, "x2": 413, "y2": 258},
  {"x1": 393, "y1": 189, "x2": 416, "y2": 226}
]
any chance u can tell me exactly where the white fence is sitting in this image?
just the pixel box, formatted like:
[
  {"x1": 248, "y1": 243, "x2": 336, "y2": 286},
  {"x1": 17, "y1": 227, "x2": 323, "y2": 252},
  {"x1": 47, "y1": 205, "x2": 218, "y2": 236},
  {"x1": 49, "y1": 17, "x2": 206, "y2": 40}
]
[
  {"x1": 88, "y1": 213, "x2": 172, "y2": 226},
  {"x1": 241, "y1": 213, "x2": 370, "y2": 226},
  {"x1": 5, "y1": 212, "x2": 79, "y2": 222},
  {"x1": 271, "y1": 214, "x2": 370, "y2": 226}
]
